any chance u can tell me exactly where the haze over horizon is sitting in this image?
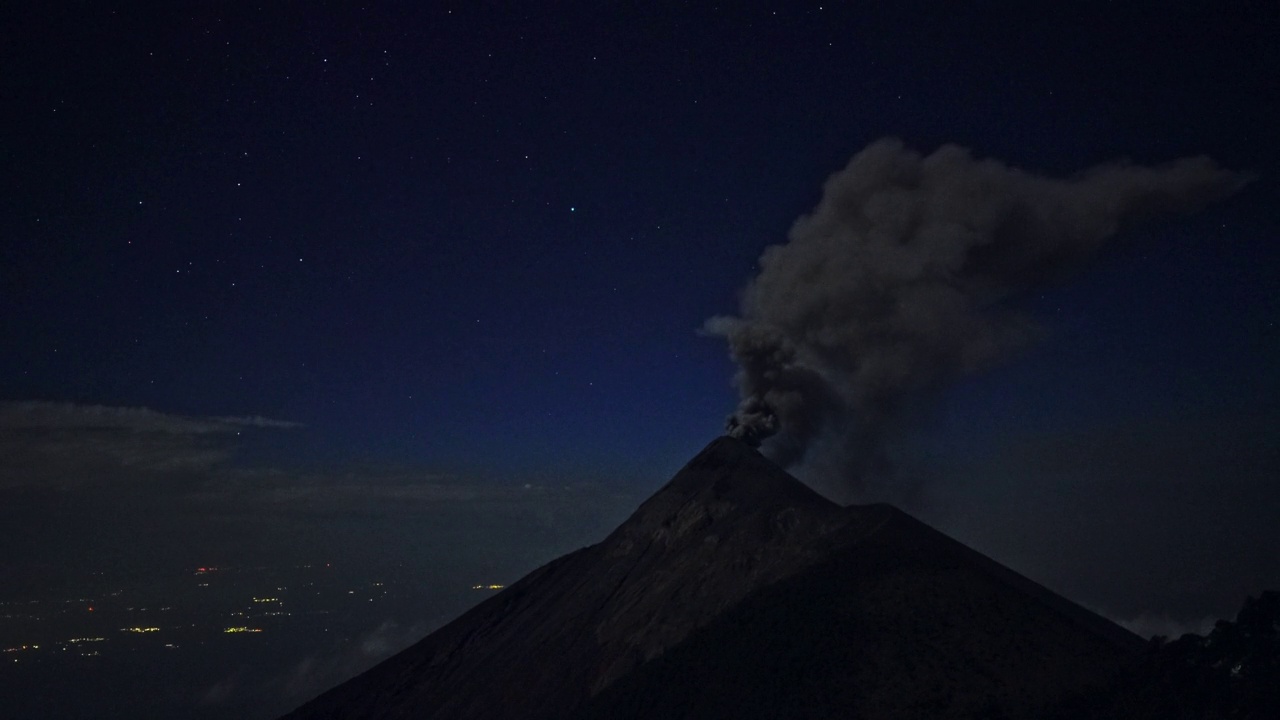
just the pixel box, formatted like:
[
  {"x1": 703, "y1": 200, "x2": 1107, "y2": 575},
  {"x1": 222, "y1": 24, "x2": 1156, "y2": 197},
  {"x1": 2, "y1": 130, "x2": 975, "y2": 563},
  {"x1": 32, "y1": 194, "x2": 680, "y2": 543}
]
[{"x1": 3, "y1": 3, "x2": 1277, "y2": 718}]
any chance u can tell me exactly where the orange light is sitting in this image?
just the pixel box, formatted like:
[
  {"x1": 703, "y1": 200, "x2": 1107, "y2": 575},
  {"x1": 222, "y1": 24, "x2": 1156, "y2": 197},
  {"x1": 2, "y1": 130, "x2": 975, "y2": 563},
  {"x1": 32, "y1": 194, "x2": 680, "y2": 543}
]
[{"x1": 87, "y1": 607, "x2": 94, "y2": 612}]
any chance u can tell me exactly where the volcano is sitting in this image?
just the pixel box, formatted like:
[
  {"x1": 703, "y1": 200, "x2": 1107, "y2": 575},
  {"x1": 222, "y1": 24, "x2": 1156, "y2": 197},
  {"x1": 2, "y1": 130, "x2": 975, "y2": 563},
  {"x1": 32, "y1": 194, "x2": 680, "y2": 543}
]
[{"x1": 280, "y1": 436, "x2": 1145, "y2": 719}]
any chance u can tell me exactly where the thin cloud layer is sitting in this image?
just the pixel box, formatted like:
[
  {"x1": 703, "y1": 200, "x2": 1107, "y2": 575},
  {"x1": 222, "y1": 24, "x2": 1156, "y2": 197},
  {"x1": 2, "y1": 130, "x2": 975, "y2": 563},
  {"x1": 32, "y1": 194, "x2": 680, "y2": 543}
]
[
  {"x1": 0, "y1": 401, "x2": 302, "y2": 433},
  {"x1": 0, "y1": 401, "x2": 300, "y2": 487}
]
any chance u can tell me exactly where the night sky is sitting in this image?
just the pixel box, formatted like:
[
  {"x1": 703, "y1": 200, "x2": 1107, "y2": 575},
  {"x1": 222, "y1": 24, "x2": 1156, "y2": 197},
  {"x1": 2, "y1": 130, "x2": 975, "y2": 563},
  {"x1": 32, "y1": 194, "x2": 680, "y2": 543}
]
[{"x1": 3, "y1": 3, "x2": 1278, "y2": 718}]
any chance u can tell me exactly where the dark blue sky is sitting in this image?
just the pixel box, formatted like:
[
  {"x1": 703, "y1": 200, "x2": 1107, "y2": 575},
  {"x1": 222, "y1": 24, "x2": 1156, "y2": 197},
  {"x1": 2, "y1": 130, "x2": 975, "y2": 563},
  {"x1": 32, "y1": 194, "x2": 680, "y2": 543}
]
[{"x1": 2, "y1": 1, "x2": 1277, "y2": 629}]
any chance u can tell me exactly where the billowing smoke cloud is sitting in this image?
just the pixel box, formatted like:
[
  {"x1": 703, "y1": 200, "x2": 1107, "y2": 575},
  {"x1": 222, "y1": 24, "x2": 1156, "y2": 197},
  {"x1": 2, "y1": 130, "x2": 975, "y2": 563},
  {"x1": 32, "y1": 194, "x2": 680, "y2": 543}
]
[{"x1": 706, "y1": 138, "x2": 1247, "y2": 491}]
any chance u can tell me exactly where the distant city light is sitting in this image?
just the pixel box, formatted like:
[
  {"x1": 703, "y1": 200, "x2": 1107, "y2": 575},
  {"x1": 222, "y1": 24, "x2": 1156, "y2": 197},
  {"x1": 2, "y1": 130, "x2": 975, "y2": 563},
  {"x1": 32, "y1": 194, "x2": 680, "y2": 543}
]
[
  {"x1": 471, "y1": 584, "x2": 505, "y2": 590},
  {"x1": 9, "y1": 562, "x2": 395, "y2": 684}
]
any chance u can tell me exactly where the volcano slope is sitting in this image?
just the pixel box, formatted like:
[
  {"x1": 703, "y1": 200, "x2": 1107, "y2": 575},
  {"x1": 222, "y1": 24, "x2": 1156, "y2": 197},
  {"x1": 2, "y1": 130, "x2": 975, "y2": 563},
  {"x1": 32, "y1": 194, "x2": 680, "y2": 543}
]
[{"x1": 280, "y1": 436, "x2": 1144, "y2": 720}]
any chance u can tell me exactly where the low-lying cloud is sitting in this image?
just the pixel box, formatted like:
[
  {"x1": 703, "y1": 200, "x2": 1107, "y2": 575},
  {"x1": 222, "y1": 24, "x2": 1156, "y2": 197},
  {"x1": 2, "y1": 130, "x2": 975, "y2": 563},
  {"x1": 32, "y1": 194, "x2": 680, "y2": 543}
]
[{"x1": 0, "y1": 401, "x2": 301, "y2": 488}]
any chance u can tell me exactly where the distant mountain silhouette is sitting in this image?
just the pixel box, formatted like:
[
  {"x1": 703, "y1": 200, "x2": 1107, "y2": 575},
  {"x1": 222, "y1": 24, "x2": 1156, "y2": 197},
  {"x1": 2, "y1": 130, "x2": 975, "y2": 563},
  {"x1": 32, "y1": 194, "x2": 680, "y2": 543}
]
[
  {"x1": 279, "y1": 436, "x2": 1153, "y2": 719},
  {"x1": 1068, "y1": 590, "x2": 1280, "y2": 719}
]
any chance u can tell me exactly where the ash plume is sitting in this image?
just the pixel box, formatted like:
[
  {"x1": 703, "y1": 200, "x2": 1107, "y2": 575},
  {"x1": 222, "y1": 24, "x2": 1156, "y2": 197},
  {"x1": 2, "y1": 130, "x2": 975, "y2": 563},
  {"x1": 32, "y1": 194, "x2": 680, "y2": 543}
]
[{"x1": 706, "y1": 138, "x2": 1247, "y2": 492}]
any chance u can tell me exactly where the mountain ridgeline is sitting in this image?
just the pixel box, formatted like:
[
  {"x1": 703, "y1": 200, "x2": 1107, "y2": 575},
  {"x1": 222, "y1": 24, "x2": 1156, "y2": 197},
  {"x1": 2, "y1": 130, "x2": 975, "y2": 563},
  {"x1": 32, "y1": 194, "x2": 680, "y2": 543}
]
[{"x1": 280, "y1": 437, "x2": 1276, "y2": 719}]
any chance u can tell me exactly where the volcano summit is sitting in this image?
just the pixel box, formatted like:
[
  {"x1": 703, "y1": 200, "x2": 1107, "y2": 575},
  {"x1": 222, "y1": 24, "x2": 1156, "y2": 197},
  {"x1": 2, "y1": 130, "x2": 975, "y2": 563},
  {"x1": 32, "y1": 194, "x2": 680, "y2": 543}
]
[{"x1": 280, "y1": 437, "x2": 1148, "y2": 719}]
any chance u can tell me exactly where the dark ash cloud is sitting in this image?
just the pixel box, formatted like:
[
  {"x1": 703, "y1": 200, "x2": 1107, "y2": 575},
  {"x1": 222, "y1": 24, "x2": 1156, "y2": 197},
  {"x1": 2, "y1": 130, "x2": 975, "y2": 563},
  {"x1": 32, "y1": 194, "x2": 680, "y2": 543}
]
[{"x1": 706, "y1": 138, "x2": 1248, "y2": 493}]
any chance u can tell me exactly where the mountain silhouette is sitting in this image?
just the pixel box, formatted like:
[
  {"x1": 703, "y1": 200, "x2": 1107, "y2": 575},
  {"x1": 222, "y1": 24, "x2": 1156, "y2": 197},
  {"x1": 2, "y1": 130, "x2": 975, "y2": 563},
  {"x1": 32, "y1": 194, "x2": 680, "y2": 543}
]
[{"x1": 280, "y1": 436, "x2": 1147, "y2": 719}]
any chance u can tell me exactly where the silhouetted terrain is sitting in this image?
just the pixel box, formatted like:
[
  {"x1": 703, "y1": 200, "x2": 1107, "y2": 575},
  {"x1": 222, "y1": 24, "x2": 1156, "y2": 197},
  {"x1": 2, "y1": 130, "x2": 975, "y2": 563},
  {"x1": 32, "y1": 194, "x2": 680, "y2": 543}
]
[
  {"x1": 1062, "y1": 590, "x2": 1280, "y2": 719},
  {"x1": 280, "y1": 437, "x2": 1275, "y2": 719}
]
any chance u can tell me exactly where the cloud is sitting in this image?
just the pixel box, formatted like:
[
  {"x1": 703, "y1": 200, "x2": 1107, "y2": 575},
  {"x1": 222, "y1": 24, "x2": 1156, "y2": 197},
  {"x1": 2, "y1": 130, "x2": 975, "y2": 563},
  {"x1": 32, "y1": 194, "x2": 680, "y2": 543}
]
[
  {"x1": 0, "y1": 401, "x2": 301, "y2": 433},
  {"x1": 1116, "y1": 613, "x2": 1217, "y2": 641},
  {"x1": 261, "y1": 479, "x2": 618, "y2": 506},
  {"x1": 275, "y1": 619, "x2": 430, "y2": 705},
  {"x1": 706, "y1": 138, "x2": 1248, "y2": 494},
  {"x1": 0, "y1": 401, "x2": 300, "y2": 488},
  {"x1": 200, "y1": 675, "x2": 240, "y2": 706},
  {"x1": 0, "y1": 402, "x2": 635, "y2": 568}
]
